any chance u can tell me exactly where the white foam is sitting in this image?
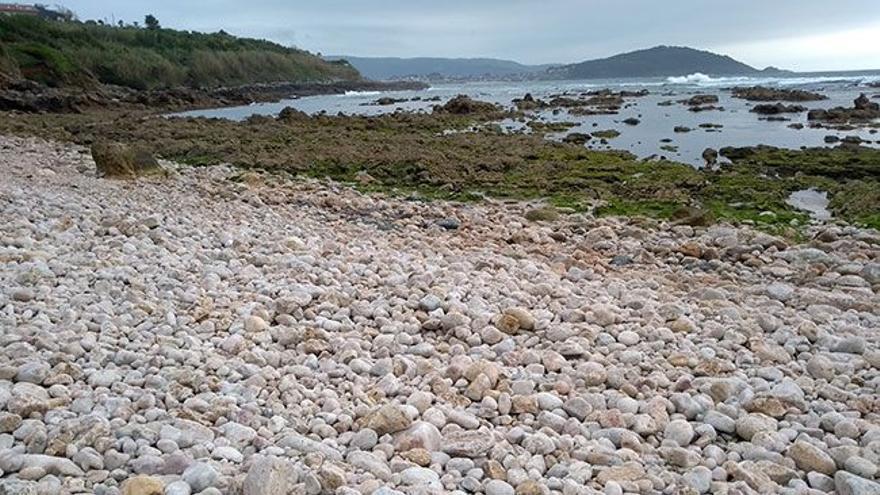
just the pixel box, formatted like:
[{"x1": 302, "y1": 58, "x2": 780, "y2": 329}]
[
  {"x1": 340, "y1": 90, "x2": 382, "y2": 97},
  {"x1": 665, "y1": 73, "x2": 754, "y2": 86},
  {"x1": 666, "y1": 72, "x2": 880, "y2": 89},
  {"x1": 667, "y1": 73, "x2": 716, "y2": 84}
]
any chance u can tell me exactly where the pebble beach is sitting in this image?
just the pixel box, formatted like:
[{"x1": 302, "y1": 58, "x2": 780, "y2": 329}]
[{"x1": 1, "y1": 135, "x2": 880, "y2": 495}]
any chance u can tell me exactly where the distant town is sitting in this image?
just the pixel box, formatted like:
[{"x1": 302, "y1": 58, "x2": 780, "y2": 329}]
[{"x1": 0, "y1": 2, "x2": 72, "y2": 21}]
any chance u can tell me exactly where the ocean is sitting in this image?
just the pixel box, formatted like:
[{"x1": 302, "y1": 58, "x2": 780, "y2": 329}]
[{"x1": 175, "y1": 71, "x2": 880, "y2": 167}]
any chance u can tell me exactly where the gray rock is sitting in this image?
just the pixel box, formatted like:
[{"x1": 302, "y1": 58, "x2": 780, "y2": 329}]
[
  {"x1": 164, "y1": 480, "x2": 192, "y2": 495},
  {"x1": 88, "y1": 370, "x2": 122, "y2": 388},
  {"x1": 347, "y1": 451, "x2": 391, "y2": 481},
  {"x1": 563, "y1": 397, "x2": 591, "y2": 420},
  {"x1": 351, "y1": 428, "x2": 378, "y2": 450},
  {"x1": 835, "y1": 471, "x2": 880, "y2": 495},
  {"x1": 845, "y1": 457, "x2": 878, "y2": 479},
  {"x1": 789, "y1": 440, "x2": 836, "y2": 475},
  {"x1": 400, "y1": 466, "x2": 440, "y2": 487},
  {"x1": 419, "y1": 294, "x2": 443, "y2": 312},
  {"x1": 766, "y1": 282, "x2": 795, "y2": 302},
  {"x1": 736, "y1": 414, "x2": 777, "y2": 441},
  {"x1": 703, "y1": 411, "x2": 736, "y2": 434},
  {"x1": 182, "y1": 462, "x2": 218, "y2": 492},
  {"x1": 665, "y1": 419, "x2": 695, "y2": 446},
  {"x1": 437, "y1": 218, "x2": 460, "y2": 230},
  {"x1": 277, "y1": 433, "x2": 343, "y2": 461},
  {"x1": 485, "y1": 479, "x2": 515, "y2": 495},
  {"x1": 14, "y1": 363, "x2": 49, "y2": 384},
  {"x1": 242, "y1": 457, "x2": 290, "y2": 495},
  {"x1": 13, "y1": 454, "x2": 84, "y2": 477},
  {"x1": 834, "y1": 336, "x2": 867, "y2": 355},
  {"x1": 0, "y1": 480, "x2": 37, "y2": 495},
  {"x1": 684, "y1": 466, "x2": 712, "y2": 494},
  {"x1": 394, "y1": 422, "x2": 442, "y2": 452}
]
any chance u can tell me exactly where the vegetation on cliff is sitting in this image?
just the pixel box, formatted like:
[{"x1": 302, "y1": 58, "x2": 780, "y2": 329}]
[{"x1": 0, "y1": 15, "x2": 359, "y2": 89}]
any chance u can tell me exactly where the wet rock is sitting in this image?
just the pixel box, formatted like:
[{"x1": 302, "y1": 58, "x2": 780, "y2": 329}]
[
  {"x1": 732, "y1": 86, "x2": 827, "y2": 102},
  {"x1": 562, "y1": 132, "x2": 591, "y2": 145},
  {"x1": 750, "y1": 103, "x2": 807, "y2": 114},
  {"x1": 437, "y1": 95, "x2": 500, "y2": 115}
]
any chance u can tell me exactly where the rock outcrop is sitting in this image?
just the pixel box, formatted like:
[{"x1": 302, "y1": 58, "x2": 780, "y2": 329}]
[{"x1": 90, "y1": 142, "x2": 165, "y2": 178}]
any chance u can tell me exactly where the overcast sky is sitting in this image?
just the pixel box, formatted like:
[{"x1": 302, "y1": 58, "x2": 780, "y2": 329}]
[{"x1": 64, "y1": 0, "x2": 880, "y2": 71}]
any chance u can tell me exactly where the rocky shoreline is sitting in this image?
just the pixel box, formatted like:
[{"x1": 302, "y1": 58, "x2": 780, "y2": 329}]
[
  {"x1": 0, "y1": 79, "x2": 428, "y2": 114},
  {"x1": 1, "y1": 135, "x2": 879, "y2": 494}
]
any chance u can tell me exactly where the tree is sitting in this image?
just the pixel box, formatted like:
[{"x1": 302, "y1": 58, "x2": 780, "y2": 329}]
[{"x1": 144, "y1": 14, "x2": 160, "y2": 30}]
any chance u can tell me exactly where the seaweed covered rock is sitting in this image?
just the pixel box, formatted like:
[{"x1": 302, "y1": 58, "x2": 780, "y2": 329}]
[
  {"x1": 524, "y1": 207, "x2": 560, "y2": 222},
  {"x1": 808, "y1": 93, "x2": 880, "y2": 122},
  {"x1": 702, "y1": 148, "x2": 719, "y2": 166},
  {"x1": 671, "y1": 206, "x2": 714, "y2": 226},
  {"x1": 855, "y1": 93, "x2": 880, "y2": 111},
  {"x1": 562, "y1": 132, "x2": 591, "y2": 145},
  {"x1": 513, "y1": 93, "x2": 548, "y2": 111},
  {"x1": 437, "y1": 95, "x2": 500, "y2": 115},
  {"x1": 732, "y1": 86, "x2": 827, "y2": 102},
  {"x1": 682, "y1": 94, "x2": 719, "y2": 106},
  {"x1": 90, "y1": 142, "x2": 164, "y2": 179},
  {"x1": 277, "y1": 106, "x2": 310, "y2": 121},
  {"x1": 750, "y1": 103, "x2": 807, "y2": 115}
]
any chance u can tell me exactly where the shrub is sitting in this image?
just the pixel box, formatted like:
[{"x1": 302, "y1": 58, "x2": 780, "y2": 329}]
[{"x1": 0, "y1": 15, "x2": 360, "y2": 89}]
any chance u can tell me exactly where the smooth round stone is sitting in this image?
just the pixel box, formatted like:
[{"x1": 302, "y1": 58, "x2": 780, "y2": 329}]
[
  {"x1": 684, "y1": 466, "x2": 712, "y2": 494},
  {"x1": 181, "y1": 463, "x2": 218, "y2": 492},
  {"x1": 617, "y1": 331, "x2": 640, "y2": 345},
  {"x1": 485, "y1": 479, "x2": 514, "y2": 495},
  {"x1": 351, "y1": 429, "x2": 379, "y2": 450},
  {"x1": 665, "y1": 419, "x2": 695, "y2": 446}
]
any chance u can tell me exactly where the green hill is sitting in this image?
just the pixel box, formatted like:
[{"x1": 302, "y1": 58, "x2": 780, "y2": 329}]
[
  {"x1": 548, "y1": 46, "x2": 758, "y2": 79},
  {"x1": 0, "y1": 15, "x2": 360, "y2": 90}
]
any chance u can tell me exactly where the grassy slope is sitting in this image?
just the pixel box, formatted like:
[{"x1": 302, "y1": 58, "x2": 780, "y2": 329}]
[{"x1": 0, "y1": 16, "x2": 359, "y2": 89}]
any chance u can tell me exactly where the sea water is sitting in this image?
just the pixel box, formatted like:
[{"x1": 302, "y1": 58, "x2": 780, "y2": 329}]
[{"x1": 174, "y1": 72, "x2": 880, "y2": 167}]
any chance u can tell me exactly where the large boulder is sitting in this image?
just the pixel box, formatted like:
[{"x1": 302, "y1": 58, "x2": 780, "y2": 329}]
[
  {"x1": 750, "y1": 103, "x2": 807, "y2": 115},
  {"x1": 90, "y1": 142, "x2": 164, "y2": 178},
  {"x1": 276, "y1": 106, "x2": 310, "y2": 122},
  {"x1": 684, "y1": 94, "x2": 719, "y2": 106},
  {"x1": 854, "y1": 93, "x2": 880, "y2": 111},
  {"x1": 808, "y1": 94, "x2": 880, "y2": 122},
  {"x1": 436, "y1": 95, "x2": 500, "y2": 115},
  {"x1": 732, "y1": 86, "x2": 827, "y2": 102}
]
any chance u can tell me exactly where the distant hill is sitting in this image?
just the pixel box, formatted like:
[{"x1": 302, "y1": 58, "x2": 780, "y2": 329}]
[
  {"x1": 549, "y1": 46, "x2": 759, "y2": 79},
  {"x1": 325, "y1": 56, "x2": 554, "y2": 81},
  {"x1": 0, "y1": 15, "x2": 359, "y2": 90}
]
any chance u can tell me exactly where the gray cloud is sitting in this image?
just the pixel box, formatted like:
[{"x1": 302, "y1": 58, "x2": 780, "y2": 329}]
[{"x1": 64, "y1": 0, "x2": 880, "y2": 70}]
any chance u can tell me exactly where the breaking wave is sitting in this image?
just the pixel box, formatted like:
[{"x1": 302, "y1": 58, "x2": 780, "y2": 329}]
[
  {"x1": 665, "y1": 73, "x2": 753, "y2": 86},
  {"x1": 340, "y1": 90, "x2": 382, "y2": 97},
  {"x1": 666, "y1": 73, "x2": 717, "y2": 84},
  {"x1": 667, "y1": 72, "x2": 880, "y2": 88}
]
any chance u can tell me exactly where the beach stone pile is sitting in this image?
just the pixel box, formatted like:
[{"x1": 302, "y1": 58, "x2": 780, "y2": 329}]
[{"x1": 1, "y1": 134, "x2": 879, "y2": 495}]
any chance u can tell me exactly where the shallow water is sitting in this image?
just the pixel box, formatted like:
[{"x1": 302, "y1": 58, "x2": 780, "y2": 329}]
[
  {"x1": 786, "y1": 188, "x2": 832, "y2": 221},
  {"x1": 174, "y1": 73, "x2": 880, "y2": 166}
]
